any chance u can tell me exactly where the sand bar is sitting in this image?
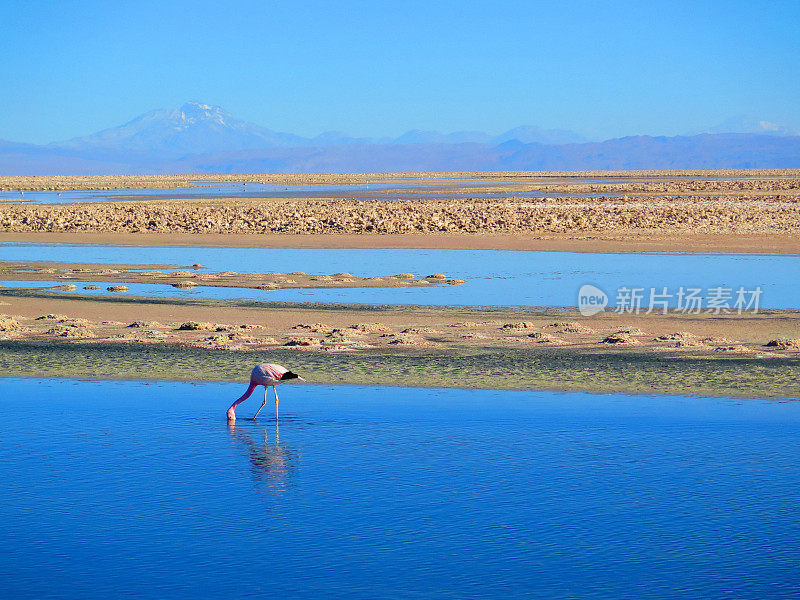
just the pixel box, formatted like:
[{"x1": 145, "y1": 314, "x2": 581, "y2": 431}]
[
  {"x1": 0, "y1": 261, "x2": 460, "y2": 291},
  {"x1": 1, "y1": 231, "x2": 798, "y2": 254},
  {"x1": 2, "y1": 292, "x2": 798, "y2": 356}
]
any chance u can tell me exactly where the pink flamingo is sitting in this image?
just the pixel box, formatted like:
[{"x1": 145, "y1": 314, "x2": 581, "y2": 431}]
[{"x1": 227, "y1": 363, "x2": 303, "y2": 421}]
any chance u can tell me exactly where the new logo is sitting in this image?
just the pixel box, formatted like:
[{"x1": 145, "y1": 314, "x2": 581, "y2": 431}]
[{"x1": 578, "y1": 284, "x2": 608, "y2": 316}]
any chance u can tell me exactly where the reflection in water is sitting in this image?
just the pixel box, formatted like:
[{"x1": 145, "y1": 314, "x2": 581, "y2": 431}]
[{"x1": 228, "y1": 419, "x2": 296, "y2": 490}]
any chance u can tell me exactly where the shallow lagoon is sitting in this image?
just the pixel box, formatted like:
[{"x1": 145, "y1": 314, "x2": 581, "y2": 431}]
[
  {"x1": 2, "y1": 243, "x2": 798, "y2": 308},
  {"x1": 3, "y1": 175, "x2": 793, "y2": 204},
  {"x1": 1, "y1": 377, "x2": 798, "y2": 599},
  {"x1": 1, "y1": 179, "x2": 472, "y2": 204}
]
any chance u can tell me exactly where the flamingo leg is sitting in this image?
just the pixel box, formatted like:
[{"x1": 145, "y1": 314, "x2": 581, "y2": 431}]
[
  {"x1": 274, "y1": 386, "x2": 280, "y2": 420},
  {"x1": 253, "y1": 386, "x2": 268, "y2": 418}
]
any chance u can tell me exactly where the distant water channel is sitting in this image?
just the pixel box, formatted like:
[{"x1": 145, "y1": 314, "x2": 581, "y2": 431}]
[
  {"x1": 1, "y1": 179, "x2": 467, "y2": 204},
  {"x1": 1, "y1": 378, "x2": 798, "y2": 599},
  {"x1": 2, "y1": 174, "x2": 791, "y2": 204},
  {"x1": 0, "y1": 180, "x2": 625, "y2": 202},
  {"x1": 1, "y1": 243, "x2": 798, "y2": 308}
]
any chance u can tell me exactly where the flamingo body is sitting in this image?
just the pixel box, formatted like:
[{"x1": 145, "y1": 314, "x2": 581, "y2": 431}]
[
  {"x1": 227, "y1": 363, "x2": 302, "y2": 421},
  {"x1": 250, "y1": 363, "x2": 288, "y2": 386}
]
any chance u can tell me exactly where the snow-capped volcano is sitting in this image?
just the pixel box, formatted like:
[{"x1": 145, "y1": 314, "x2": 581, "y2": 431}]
[
  {"x1": 173, "y1": 102, "x2": 228, "y2": 126},
  {"x1": 51, "y1": 101, "x2": 306, "y2": 159}
]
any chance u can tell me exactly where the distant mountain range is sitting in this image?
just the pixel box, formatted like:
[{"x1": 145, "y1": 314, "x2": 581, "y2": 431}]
[
  {"x1": 48, "y1": 102, "x2": 589, "y2": 157},
  {"x1": 1, "y1": 102, "x2": 799, "y2": 174}
]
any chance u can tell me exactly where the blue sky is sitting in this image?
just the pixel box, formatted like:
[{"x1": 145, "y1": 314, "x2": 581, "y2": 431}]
[{"x1": 1, "y1": 0, "x2": 798, "y2": 143}]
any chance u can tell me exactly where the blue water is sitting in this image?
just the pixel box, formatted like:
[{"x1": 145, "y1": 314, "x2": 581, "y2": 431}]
[
  {"x1": 0, "y1": 377, "x2": 798, "y2": 599},
  {"x1": 1, "y1": 243, "x2": 798, "y2": 308},
  {"x1": 0, "y1": 183, "x2": 615, "y2": 203},
  {"x1": 0, "y1": 179, "x2": 486, "y2": 204}
]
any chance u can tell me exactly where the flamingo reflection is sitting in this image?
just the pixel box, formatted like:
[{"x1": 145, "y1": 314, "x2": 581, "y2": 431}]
[{"x1": 228, "y1": 419, "x2": 296, "y2": 488}]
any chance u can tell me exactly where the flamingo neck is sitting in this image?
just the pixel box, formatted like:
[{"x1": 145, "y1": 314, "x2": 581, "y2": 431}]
[{"x1": 228, "y1": 380, "x2": 258, "y2": 415}]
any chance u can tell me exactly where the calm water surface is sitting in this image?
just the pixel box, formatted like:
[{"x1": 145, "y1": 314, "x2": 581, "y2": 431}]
[
  {"x1": 1, "y1": 243, "x2": 798, "y2": 308},
  {"x1": 0, "y1": 377, "x2": 798, "y2": 599},
  {"x1": 0, "y1": 179, "x2": 482, "y2": 204}
]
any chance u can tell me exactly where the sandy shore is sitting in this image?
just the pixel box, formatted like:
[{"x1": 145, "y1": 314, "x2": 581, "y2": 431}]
[
  {"x1": 2, "y1": 293, "x2": 798, "y2": 356},
  {"x1": 1, "y1": 230, "x2": 798, "y2": 254},
  {"x1": 1, "y1": 267, "x2": 798, "y2": 398}
]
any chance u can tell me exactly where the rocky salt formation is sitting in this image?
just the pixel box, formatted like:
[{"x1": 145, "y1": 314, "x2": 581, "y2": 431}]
[
  {"x1": 2, "y1": 182, "x2": 800, "y2": 236},
  {"x1": 601, "y1": 333, "x2": 640, "y2": 345},
  {"x1": 0, "y1": 314, "x2": 21, "y2": 330},
  {"x1": 764, "y1": 339, "x2": 800, "y2": 350},
  {"x1": 654, "y1": 332, "x2": 696, "y2": 341},
  {"x1": 349, "y1": 323, "x2": 393, "y2": 333},
  {"x1": 283, "y1": 337, "x2": 322, "y2": 348},
  {"x1": 177, "y1": 321, "x2": 216, "y2": 331},
  {"x1": 501, "y1": 321, "x2": 538, "y2": 330},
  {"x1": 527, "y1": 332, "x2": 568, "y2": 345},
  {"x1": 714, "y1": 345, "x2": 752, "y2": 353}
]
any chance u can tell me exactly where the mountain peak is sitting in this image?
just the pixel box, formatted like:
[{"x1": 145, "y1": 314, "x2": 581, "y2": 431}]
[
  {"x1": 51, "y1": 101, "x2": 305, "y2": 158},
  {"x1": 175, "y1": 102, "x2": 229, "y2": 126},
  {"x1": 180, "y1": 101, "x2": 216, "y2": 111}
]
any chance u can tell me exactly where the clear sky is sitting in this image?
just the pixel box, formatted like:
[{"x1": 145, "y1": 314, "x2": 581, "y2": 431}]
[{"x1": 1, "y1": 0, "x2": 798, "y2": 144}]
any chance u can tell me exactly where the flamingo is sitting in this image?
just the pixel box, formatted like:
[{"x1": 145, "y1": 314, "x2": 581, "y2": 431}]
[{"x1": 227, "y1": 363, "x2": 303, "y2": 421}]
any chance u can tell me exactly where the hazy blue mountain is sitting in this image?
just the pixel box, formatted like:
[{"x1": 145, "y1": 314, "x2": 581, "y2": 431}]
[
  {"x1": 701, "y1": 116, "x2": 799, "y2": 136},
  {"x1": 0, "y1": 138, "x2": 52, "y2": 154},
  {"x1": 34, "y1": 102, "x2": 587, "y2": 158},
  {"x1": 2, "y1": 133, "x2": 798, "y2": 175},
  {"x1": 1, "y1": 103, "x2": 799, "y2": 174},
  {"x1": 392, "y1": 126, "x2": 584, "y2": 145},
  {"x1": 311, "y1": 131, "x2": 386, "y2": 146},
  {"x1": 393, "y1": 130, "x2": 453, "y2": 144},
  {"x1": 445, "y1": 131, "x2": 494, "y2": 144},
  {"x1": 0, "y1": 137, "x2": 149, "y2": 175},
  {"x1": 497, "y1": 134, "x2": 800, "y2": 171},
  {"x1": 164, "y1": 134, "x2": 800, "y2": 174},
  {"x1": 393, "y1": 130, "x2": 489, "y2": 144},
  {"x1": 492, "y1": 125, "x2": 586, "y2": 145}
]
